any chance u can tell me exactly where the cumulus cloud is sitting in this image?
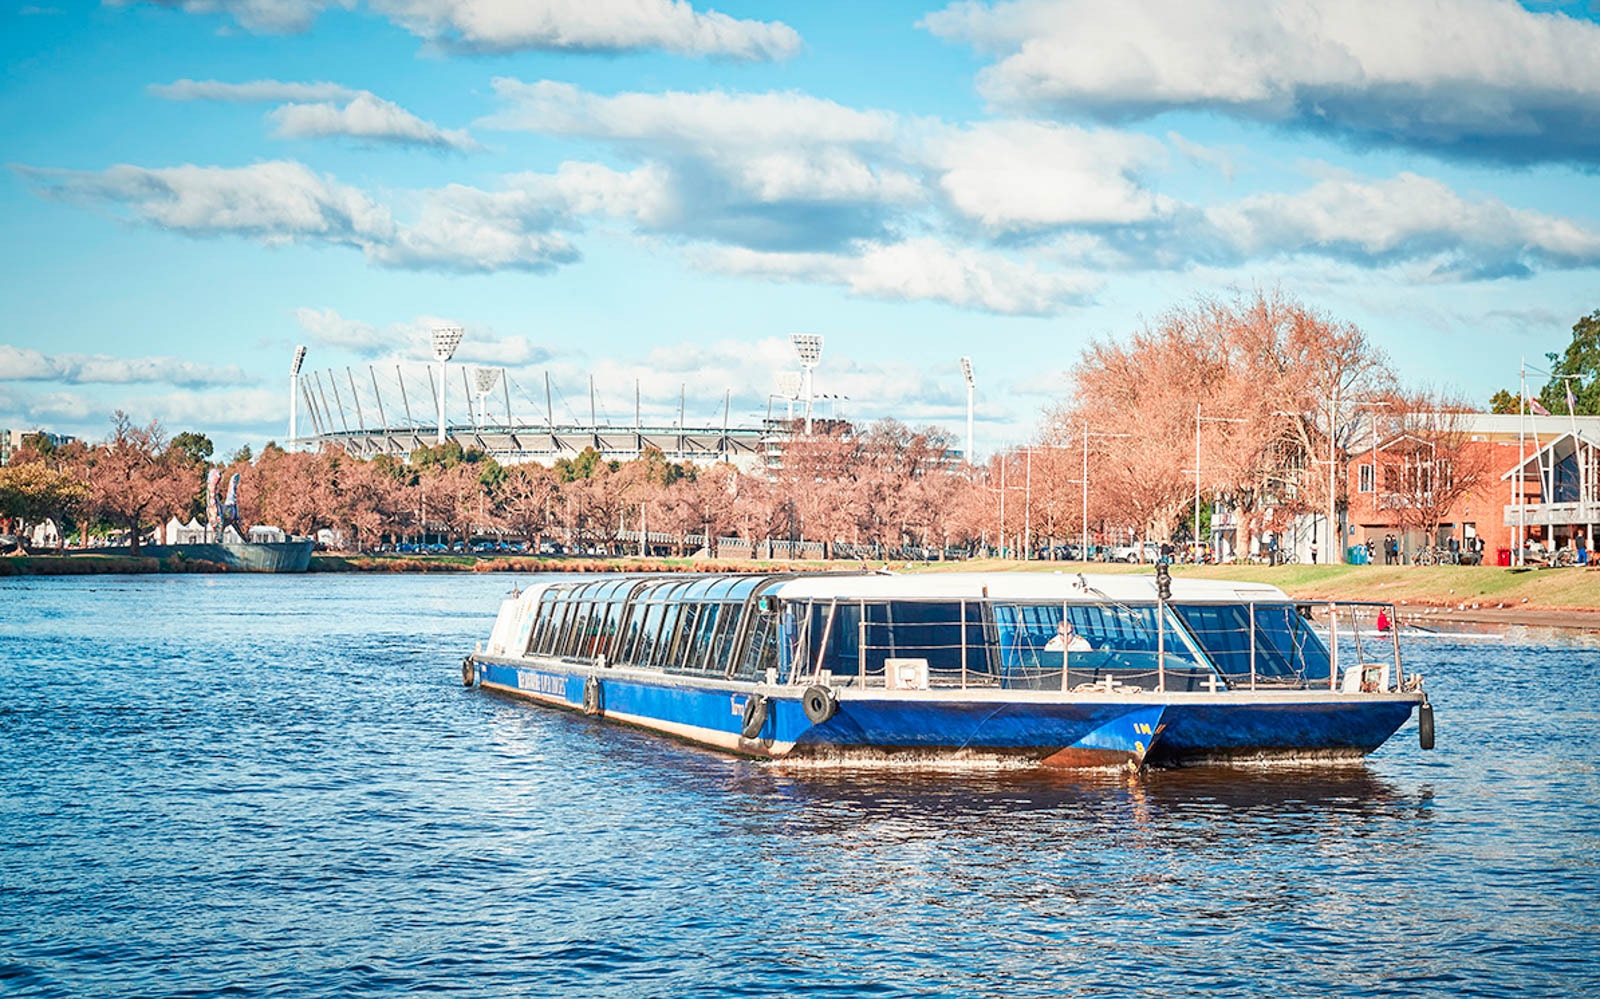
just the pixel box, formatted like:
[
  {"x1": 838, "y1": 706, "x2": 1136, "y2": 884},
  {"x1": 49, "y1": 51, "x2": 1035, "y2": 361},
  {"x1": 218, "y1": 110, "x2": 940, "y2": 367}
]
[
  {"x1": 293, "y1": 308, "x2": 553, "y2": 365},
  {"x1": 153, "y1": 79, "x2": 478, "y2": 150},
  {"x1": 483, "y1": 80, "x2": 923, "y2": 250},
  {"x1": 13, "y1": 160, "x2": 658, "y2": 273},
  {"x1": 922, "y1": 0, "x2": 1600, "y2": 163},
  {"x1": 1200, "y1": 172, "x2": 1600, "y2": 278},
  {"x1": 925, "y1": 119, "x2": 1171, "y2": 233},
  {"x1": 268, "y1": 93, "x2": 480, "y2": 150},
  {"x1": 0, "y1": 346, "x2": 250, "y2": 387},
  {"x1": 19, "y1": 160, "x2": 396, "y2": 251},
  {"x1": 150, "y1": 78, "x2": 358, "y2": 102},
  {"x1": 702, "y1": 237, "x2": 1099, "y2": 315},
  {"x1": 130, "y1": 0, "x2": 800, "y2": 59}
]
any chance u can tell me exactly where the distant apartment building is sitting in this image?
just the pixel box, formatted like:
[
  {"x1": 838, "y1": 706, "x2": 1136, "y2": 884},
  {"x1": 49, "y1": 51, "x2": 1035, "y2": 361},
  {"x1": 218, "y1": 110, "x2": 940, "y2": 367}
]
[
  {"x1": 0, "y1": 428, "x2": 78, "y2": 466},
  {"x1": 1345, "y1": 414, "x2": 1600, "y2": 562}
]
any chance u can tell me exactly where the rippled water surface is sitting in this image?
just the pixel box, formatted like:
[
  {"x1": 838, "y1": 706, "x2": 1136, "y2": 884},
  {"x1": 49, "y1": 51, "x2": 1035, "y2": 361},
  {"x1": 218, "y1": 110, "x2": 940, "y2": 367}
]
[{"x1": 3, "y1": 574, "x2": 1598, "y2": 998}]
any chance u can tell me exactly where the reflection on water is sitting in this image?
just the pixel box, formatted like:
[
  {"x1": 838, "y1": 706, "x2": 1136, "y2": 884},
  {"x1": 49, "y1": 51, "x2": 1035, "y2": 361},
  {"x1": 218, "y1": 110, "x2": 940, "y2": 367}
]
[{"x1": 1, "y1": 574, "x2": 1597, "y2": 998}]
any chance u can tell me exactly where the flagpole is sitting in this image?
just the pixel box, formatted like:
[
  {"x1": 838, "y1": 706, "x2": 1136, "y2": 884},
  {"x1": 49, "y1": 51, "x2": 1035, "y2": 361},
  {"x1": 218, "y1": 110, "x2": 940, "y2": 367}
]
[{"x1": 1518, "y1": 357, "x2": 1526, "y2": 566}]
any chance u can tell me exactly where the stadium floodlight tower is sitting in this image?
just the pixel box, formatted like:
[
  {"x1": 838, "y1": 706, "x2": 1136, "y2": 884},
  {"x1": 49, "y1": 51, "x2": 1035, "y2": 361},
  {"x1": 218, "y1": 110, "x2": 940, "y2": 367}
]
[
  {"x1": 790, "y1": 333, "x2": 823, "y2": 434},
  {"x1": 960, "y1": 356, "x2": 975, "y2": 465},
  {"x1": 473, "y1": 367, "x2": 501, "y2": 427},
  {"x1": 432, "y1": 325, "x2": 464, "y2": 444},
  {"x1": 289, "y1": 345, "x2": 307, "y2": 451}
]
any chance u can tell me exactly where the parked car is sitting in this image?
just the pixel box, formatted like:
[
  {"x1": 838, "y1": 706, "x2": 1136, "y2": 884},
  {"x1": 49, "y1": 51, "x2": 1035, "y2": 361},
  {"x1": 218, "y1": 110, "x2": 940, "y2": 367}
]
[{"x1": 1108, "y1": 541, "x2": 1162, "y2": 563}]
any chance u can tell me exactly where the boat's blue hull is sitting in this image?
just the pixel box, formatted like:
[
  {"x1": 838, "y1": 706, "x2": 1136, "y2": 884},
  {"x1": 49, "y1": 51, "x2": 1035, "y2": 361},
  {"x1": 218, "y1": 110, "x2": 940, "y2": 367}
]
[
  {"x1": 472, "y1": 657, "x2": 1418, "y2": 769},
  {"x1": 1147, "y1": 699, "x2": 1418, "y2": 765},
  {"x1": 475, "y1": 658, "x2": 1164, "y2": 767}
]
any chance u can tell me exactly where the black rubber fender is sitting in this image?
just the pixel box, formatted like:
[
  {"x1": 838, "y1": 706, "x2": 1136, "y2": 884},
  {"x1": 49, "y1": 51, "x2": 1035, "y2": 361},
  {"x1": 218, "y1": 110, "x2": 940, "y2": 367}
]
[
  {"x1": 1418, "y1": 699, "x2": 1435, "y2": 750},
  {"x1": 801, "y1": 684, "x2": 837, "y2": 724},
  {"x1": 461, "y1": 657, "x2": 476, "y2": 687},
  {"x1": 740, "y1": 694, "x2": 769, "y2": 740},
  {"x1": 582, "y1": 675, "x2": 604, "y2": 717}
]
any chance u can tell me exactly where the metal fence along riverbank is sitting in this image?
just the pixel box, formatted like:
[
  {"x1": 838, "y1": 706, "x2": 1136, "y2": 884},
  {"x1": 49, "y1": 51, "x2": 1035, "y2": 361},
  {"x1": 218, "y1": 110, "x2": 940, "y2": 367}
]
[{"x1": 2, "y1": 574, "x2": 1597, "y2": 997}]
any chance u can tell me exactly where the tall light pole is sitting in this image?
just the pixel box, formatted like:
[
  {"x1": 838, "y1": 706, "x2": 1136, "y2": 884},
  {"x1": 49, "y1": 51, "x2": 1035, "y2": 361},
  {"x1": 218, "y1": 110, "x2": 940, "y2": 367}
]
[
  {"x1": 473, "y1": 367, "x2": 501, "y2": 428},
  {"x1": 432, "y1": 326, "x2": 463, "y2": 445},
  {"x1": 791, "y1": 334, "x2": 823, "y2": 434},
  {"x1": 1081, "y1": 428, "x2": 1131, "y2": 560},
  {"x1": 289, "y1": 345, "x2": 307, "y2": 450},
  {"x1": 1194, "y1": 404, "x2": 1247, "y2": 560},
  {"x1": 960, "y1": 356, "x2": 975, "y2": 464}
]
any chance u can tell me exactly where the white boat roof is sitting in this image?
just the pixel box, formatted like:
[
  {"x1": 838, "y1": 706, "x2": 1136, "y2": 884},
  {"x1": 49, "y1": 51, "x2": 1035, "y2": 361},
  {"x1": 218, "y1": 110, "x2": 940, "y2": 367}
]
[{"x1": 772, "y1": 572, "x2": 1288, "y2": 604}]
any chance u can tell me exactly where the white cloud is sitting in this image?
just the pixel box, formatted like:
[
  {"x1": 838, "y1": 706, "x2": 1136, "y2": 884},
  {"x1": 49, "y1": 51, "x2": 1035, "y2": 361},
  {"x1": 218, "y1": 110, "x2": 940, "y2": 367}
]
[
  {"x1": 19, "y1": 161, "x2": 396, "y2": 250},
  {"x1": 292, "y1": 308, "x2": 552, "y2": 365},
  {"x1": 926, "y1": 119, "x2": 1171, "y2": 232},
  {"x1": 703, "y1": 237, "x2": 1099, "y2": 315},
  {"x1": 130, "y1": 0, "x2": 336, "y2": 33},
  {"x1": 268, "y1": 93, "x2": 480, "y2": 150},
  {"x1": 922, "y1": 0, "x2": 1600, "y2": 163},
  {"x1": 370, "y1": 0, "x2": 800, "y2": 59},
  {"x1": 130, "y1": 0, "x2": 800, "y2": 59},
  {"x1": 1203, "y1": 171, "x2": 1600, "y2": 277},
  {"x1": 150, "y1": 78, "x2": 358, "y2": 102},
  {"x1": 0, "y1": 346, "x2": 250, "y2": 387},
  {"x1": 15, "y1": 160, "x2": 643, "y2": 273},
  {"x1": 153, "y1": 79, "x2": 479, "y2": 151},
  {"x1": 484, "y1": 79, "x2": 894, "y2": 150},
  {"x1": 483, "y1": 80, "x2": 918, "y2": 210}
]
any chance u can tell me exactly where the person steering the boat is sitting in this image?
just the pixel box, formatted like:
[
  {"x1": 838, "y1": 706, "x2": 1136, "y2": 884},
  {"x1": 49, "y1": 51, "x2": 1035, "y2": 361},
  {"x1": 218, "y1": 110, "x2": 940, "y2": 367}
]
[{"x1": 1046, "y1": 619, "x2": 1092, "y2": 652}]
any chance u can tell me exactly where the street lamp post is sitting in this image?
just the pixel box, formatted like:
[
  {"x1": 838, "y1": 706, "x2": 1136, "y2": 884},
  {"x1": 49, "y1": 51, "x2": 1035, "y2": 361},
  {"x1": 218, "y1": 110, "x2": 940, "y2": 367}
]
[
  {"x1": 1080, "y1": 428, "x2": 1132, "y2": 561},
  {"x1": 1194, "y1": 403, "x2": 1247, "y2": 562},
  {"x1": 960, "y1": 357, "x2": 975, "y2": 465}
]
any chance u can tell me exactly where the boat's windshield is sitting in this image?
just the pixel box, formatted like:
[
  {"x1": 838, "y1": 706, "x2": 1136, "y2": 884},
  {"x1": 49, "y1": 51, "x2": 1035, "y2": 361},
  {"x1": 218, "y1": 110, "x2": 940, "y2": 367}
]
[
  {"x1": 1169, "y1": 603, "x2": 1331, "y2": 685},
  {"x1": 991, "y1": 602, "x2": 1215, "y2": 691}
]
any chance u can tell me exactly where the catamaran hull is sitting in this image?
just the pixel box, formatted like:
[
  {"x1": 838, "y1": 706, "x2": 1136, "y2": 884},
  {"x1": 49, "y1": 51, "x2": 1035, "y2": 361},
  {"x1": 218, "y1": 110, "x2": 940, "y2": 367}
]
[
  {"x1": 474, "y1": 657, "x2": 1419, "y2": 770},
  {"x1": 474, "y1": 657, "x2": 1164, "y2": 769},
  {"x1": 1147, "y1": 699, "x2": 1419, "y2": 766}
]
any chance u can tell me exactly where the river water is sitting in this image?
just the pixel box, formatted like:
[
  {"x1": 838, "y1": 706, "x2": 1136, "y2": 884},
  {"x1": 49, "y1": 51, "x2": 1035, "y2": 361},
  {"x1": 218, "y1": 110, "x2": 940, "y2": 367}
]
[{"x1": 2, "y1": 573, "x2": 1597, "y2": 998}]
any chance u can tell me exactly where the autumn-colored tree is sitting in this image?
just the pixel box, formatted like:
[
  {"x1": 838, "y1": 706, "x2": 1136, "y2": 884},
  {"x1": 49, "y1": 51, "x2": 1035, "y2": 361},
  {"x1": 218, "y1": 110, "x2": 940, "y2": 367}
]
[
  {"x1": 0, "y1": 460, "x2": 90, "y2": 550},
  {"x1": 81, "y1": 412, "x2": 197, "y2": 555},
  {"x1": 500, "y1": 463, "x2": 560, "y2": 548}
]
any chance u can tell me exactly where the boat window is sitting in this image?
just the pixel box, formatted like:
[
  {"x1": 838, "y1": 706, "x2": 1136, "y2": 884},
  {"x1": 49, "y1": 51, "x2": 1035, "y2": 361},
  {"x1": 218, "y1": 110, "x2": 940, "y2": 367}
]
[
  {"x1": 1171, "y1": 603, "x2": 1331, "y2": 684},
  {"x1": 708, "y1": 601, "x2": 745, "y2": 677},
  {"x1": 654, "y1": 603, "x2": 690, "y2": 668},
  {"x1": 990, "y1": 603, "x2": 1212, "y2": 691},
  {"x1": 678, "y1": 602, "x2": 721, "y2": 675},
  {"x1": 735, "y1": 611, "x2": 780, "y2": 681},
  {"x1": 866, "y1": 602, "x2": 975, "y2": 681},
  {"x1": 558, "y1": 600, "x2": 590, "y2": 658},
  {"x1": 631, "y1": 600, "x2": 668, "y2": 665},
  {"x1": 534, "y1": 592, "x2": 568, "y2": 656}
]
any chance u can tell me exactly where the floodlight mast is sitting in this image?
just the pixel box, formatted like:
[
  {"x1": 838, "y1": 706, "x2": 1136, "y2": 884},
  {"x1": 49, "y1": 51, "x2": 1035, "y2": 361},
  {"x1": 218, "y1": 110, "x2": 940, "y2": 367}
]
[
  {"x1": 432, "y1": 326, "x2": 463, "y2": 444},
  {"x1": 790, "y1": 333, "x2": 823, "y2": 434},
  {"x1": 473, "y1": 367, "x2": 500, "y2": 428},
  {"x1": 960, "y1": 356, "x2": 975, "y2": 464},
  {"x1": 289, "y1": 345, "x2": 307, "y2": 451}
]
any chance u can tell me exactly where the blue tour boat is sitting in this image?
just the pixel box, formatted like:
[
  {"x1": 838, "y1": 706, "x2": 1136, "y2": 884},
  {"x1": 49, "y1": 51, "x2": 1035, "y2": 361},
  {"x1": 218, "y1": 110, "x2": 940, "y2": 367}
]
[{"x1": 464, "y1": 571, "x2": 1432, "y2": 769}]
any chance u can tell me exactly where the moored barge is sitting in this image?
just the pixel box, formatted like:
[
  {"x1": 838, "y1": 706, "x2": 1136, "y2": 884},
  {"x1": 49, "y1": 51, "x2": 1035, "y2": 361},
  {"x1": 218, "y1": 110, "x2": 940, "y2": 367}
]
[{"x1": 464, "y1": 571, "x2": 1431, "y2": 769}]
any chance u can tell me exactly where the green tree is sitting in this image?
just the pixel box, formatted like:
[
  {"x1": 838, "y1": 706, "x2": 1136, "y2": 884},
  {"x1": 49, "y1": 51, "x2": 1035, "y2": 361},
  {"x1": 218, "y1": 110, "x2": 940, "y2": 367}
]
[
  {"x1": 1538, "y1": 308, "x2": 1600, "y2": 415},
  {"x1": 1489, "y1": 388, "x2": 1521, "y2": 415},
  {"x1": 171, "y1": 431, "x2": 215, "y2": 467}
]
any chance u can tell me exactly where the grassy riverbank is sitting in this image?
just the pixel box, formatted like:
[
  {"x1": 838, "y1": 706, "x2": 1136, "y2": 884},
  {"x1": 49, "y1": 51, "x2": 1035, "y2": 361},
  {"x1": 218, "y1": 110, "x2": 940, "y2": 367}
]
[
  {"x1": 913, "y1": 558, "x2": 1600, "y2": 621},
  {"x1": 8, "y1": 551, "x2": 1599, "y2": 622}
]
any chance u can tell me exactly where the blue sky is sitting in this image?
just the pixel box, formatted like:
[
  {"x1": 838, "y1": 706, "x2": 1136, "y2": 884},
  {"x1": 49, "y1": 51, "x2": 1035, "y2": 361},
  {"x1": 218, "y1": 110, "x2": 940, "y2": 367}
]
[{"x1": 4, "y1": 0, "x2": 1600, "y2": 457}]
